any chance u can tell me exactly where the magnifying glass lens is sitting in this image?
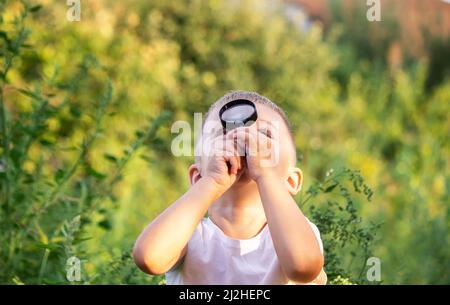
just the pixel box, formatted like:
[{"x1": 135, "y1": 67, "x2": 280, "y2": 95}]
[
  {"x1": 221, "y1": 104, "x2": 255, "y2": 122},
  {"x1": 219, "y1": 99, "x2": 258, "y2": 133}
]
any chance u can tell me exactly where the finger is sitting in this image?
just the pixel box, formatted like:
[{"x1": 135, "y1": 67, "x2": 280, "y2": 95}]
[
  {"x1": 250, "y1": 125, "x2": 276, "y2": 154},
  {"x1": 225, "y1": 140, "x2": 242, "y2": 170},
  {"x1": 237, "y1": 154, "x2": 242, "y2": 170},
  {"x1": 226, "y1": 129, "x2": 238, "y2": 141},
  {"x1": 211, "y1": 135, "x2": 234, "y2": 156},
  {"x1": 246, "y1": 132, "x2": 258, "y2": 157},
  {"x1": 219, "y1": 132, "x2": 242, "y2": 159},
  {"x1": 226, "y1": 155, "x2": 239, "y2": 174},
  {"x1": 257, "y1": 121, "x2": 278, "y2": 139},
  {"x1": 226, "y1": 145, "x2": 241, "y2": 170},
  {"x1": 233, "y1": 129, "x2": 249, "y2": 153},
  {"x1": 222, "y1": 138, "x2": 239, "y2": 158},
  {"x1": 234, "y1": 129, "x2": 257, "y2": 157}
]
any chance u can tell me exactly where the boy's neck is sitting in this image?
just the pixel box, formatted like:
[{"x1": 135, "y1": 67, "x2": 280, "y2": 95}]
[{"x1": 208, "y1": 183, "x2": 267, "y2": 239}]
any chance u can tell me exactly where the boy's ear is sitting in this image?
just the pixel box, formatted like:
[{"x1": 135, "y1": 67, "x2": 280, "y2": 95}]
[
  {"x1": 188, "y1": 164, "x2": 202, "y2": 186},
  {"x1": 285, "y1": 167, "x2": 303, "y2": 195}
]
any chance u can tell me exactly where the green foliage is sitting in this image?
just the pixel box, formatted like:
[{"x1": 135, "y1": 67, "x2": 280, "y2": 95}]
[
  {"x1": 0, "y1": 0, "x2": 449, "y2": 284},
  {"x1": 300, "y1": 168, "x2": 379, "y2": 284},
  {"x1": 0, "y1": 1, "x2": 171, "y2": 284}
]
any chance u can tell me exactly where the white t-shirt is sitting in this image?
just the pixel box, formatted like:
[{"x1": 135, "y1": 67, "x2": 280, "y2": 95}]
[{"x1": 166, "y1": 217, "x2": 323, "y2": 285}]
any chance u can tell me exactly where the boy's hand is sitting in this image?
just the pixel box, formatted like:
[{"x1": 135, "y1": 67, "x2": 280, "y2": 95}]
[
  {"x1": 233, "y1": 124, "x2": 279, "y2": 181},
  {"x1": 201, "y1": 132, "x2": 242, "y2": 191}
]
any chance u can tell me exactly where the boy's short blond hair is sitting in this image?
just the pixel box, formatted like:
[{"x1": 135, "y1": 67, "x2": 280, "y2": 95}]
[
  {"x1": 196, "y1": 91, "x2": 297, "y2": 164},
  {"x1": 203, "y1": 91, "x2": 294, "y2": 141}
]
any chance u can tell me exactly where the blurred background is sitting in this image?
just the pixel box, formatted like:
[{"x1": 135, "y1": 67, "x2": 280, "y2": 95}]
[{"x1": 0, "y1": 0, "x2": 448, "y2": 284}]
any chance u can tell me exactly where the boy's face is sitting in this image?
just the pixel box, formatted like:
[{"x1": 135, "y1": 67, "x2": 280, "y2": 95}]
[{"x1": 198, "y1": 103, "x2": 297, "y2": 185}]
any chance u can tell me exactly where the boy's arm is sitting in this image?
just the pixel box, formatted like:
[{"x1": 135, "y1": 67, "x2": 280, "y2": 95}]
[
  {"x1": 256, "y1": 174, "x2": 324, "y2": 283},
  {"x1": 133, "y1": 134, "x2": 241, "y2": 275},
  {"x1": 233, "y1": 127, "x2": 324, "y2": 283},
  {"x1": 133, "y1": 177, "x2": 223, "y2": 274}
]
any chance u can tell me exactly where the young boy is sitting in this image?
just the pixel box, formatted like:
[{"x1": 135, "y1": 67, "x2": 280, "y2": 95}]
[{"x1": 133, "y1": 91, "x2": 327, "y2": 285}]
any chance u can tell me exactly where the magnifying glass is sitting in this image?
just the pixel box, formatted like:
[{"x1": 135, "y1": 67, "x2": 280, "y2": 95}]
[
  {"x1": 219, "y1": 99, "x2": 258, "y2": 134},
  {"x1": 219, "y1": 99, "x2": 258, "y2": 172}
]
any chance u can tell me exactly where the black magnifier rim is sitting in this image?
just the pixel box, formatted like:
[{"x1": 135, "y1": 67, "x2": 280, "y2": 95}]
[{"x1": 219, "y1": 99, "x2": 258, "y2": 130}]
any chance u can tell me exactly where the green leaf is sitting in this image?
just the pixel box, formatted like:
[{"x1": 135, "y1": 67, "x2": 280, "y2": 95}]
[
  {"x1": 55, "y1": 169, "x2": 65, "y2": 183},
  {"x1": 39, "y1": 138, "x2": 55, "y2": 146},
  {"x1": 98, "y1": 219, "x2": 112, "y2": 230},
  {"x1": 0, "y1": 30, "x2": 9, "y2": 42},
  {"x1": 29, "y1": 5, "x2": 43, "y2": 12},
  {"x1": 135, "y1": 130, "x2": 145, "y2": 138},
  {"x1": 85, "y1": 166, "x2": 106, "y2": 180},
  {"x1": 140, "y1": 154, "x2": 154, "y2": 163},
  {"x1": 34, "y1": 242, "x2": 61, "y2": 251},
  {"x1": 12, "y1": 276, "x2": 25, "y2": 285},
  {"x1": 324, "y1": 182, "x2": 338, "y2": 193},
  {"x1": 103, "y1": 153, "x2": 118, "y2": 163},
  {"x1": 69, "y1": 105, "x2": 82, "y2": 118},
  {"x1": 17, "y1": 88, "x2": 42, "y2": 101},
  {"x1": 73, "y1": 236, "x2": 93, "y2": 245},
  {"x1": 100, "y1": 80, "x2": 113, "y2": 109}
]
